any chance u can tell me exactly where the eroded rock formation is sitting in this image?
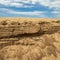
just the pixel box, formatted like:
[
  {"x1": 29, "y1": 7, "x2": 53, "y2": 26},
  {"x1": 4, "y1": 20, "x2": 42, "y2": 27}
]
[{"x1": 0, "y1": 18, "x2": 60, "y2": 60}]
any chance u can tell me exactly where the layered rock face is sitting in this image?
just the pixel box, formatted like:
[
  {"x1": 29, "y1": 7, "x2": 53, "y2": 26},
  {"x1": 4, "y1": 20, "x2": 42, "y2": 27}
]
[
  {"x1": 0, "y1": 19, "x2": 60, "y2": 37},
  {"x1": 0, "y1": 18, "x2": 60, "y2": 60}
]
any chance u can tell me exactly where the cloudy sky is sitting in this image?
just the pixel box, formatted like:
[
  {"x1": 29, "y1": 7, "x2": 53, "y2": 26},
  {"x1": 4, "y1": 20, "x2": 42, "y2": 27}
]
[{"x1": 0, "y1": 0, "x2": 60, "y2": 18}]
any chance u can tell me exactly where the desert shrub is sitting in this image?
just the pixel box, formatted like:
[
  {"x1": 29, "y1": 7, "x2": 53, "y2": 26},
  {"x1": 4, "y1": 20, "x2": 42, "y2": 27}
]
[
  {"x1": 10, "y1": 21, "x2": 20, "y2": 25},
  {"x1": 1, "y1": 20, "x2": 7, "y2": 25},
  {"x1": 24, "y1": 22, "x2": 28, "y2": 24},
  {"x1": 18, "y1": 22, "x2": 21, "y2": 25},
  {"x1": 38, "y1": 21, "x2": 50, "y2": 25},
  {"x1": 56, "y1": 20, "x2": 60, "y2": 23}
]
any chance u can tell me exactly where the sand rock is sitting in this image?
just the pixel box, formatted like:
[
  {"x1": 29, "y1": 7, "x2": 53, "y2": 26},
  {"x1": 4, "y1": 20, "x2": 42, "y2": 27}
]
[{"x1": 0, "y1": 18, "x2": 60, "y2": 60}]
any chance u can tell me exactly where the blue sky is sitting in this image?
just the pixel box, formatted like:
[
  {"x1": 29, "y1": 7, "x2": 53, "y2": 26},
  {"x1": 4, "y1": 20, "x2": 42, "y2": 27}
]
[{"x1": 0, "y1": 0, "x2": 60, "y2": 18}]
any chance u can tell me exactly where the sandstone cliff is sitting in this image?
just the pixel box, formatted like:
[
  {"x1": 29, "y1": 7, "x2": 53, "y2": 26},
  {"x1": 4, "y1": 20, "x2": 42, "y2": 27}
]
[{"x1": 0, "y1": 18, "x2": 60, "y2": 60}]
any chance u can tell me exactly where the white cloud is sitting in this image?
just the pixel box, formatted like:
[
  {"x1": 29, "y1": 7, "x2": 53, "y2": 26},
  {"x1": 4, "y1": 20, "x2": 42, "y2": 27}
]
[
  {"x1": 0, "y1": 0, "x2": 60, "y2": 9},
  {"x1": 0, "y1": 8, "x2": 46, "y2": 17},
  {"x1": 35, "y1": 0, "x2": 60, "y2": 10},
  {"x1": 0, "y1": 0, "x2": 33, "y2": 8},
  {"x1": 51, "y1": 10, "x2": 60, "y2": 14},
  {"x1": 51, "y1": 11, "x2": 60, "y2": 18},
  {"x1": 10, "y1": 3, "x2": 23, "y2": 7},
  {"x1": 0, "y1": 0, "x2": 60, "y2": 18}
]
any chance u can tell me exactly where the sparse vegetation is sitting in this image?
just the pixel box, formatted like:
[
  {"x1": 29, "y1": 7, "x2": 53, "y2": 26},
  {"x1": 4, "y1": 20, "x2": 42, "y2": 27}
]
[{"x1": 1, "y1": 20, "x2": 7, "y2": 25}]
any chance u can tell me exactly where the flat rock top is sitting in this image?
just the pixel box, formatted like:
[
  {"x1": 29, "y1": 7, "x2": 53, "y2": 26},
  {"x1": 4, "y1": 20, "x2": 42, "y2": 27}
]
[{"x1": 0, "y1": 18, "x2": 60, "y2": 22}]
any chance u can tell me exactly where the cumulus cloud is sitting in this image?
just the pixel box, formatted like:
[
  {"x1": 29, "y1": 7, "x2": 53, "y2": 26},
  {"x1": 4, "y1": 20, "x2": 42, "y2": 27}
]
[
  {"x1": 0, "y1": 0, "x2": 34, "y2": 8},
  {"x1": 0, "y1": 0, "x2": 60, "y2": 9},
  {"x1": 40, "y1": 0, "x2": 60, "y2": 9}
]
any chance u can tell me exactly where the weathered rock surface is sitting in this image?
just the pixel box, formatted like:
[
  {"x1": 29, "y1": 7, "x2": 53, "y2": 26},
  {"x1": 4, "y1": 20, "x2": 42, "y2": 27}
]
[
  {"x1": 0, "y1": 19, "x2": 60, "y2": 37},
  {"x1": 0, "y1": 18, "x2": 60, "y2": 60}
]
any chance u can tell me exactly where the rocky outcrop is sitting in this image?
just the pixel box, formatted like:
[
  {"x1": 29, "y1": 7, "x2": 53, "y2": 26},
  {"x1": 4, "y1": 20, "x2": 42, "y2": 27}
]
[
  {"x1": 0, "y1": 33, "x2": 60, "y2": 60},
  {"x1": 0, "y1": 20, "x2": 60, "y2": 37},
  {"x1": 0, "y1": 18, "x2": 60, "y2": 60}
]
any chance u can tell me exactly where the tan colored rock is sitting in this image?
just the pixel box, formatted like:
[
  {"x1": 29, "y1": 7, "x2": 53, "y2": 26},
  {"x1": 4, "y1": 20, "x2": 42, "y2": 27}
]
[{"x1": 0, "y1": 18, "x2": 60, "y2": 60}]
